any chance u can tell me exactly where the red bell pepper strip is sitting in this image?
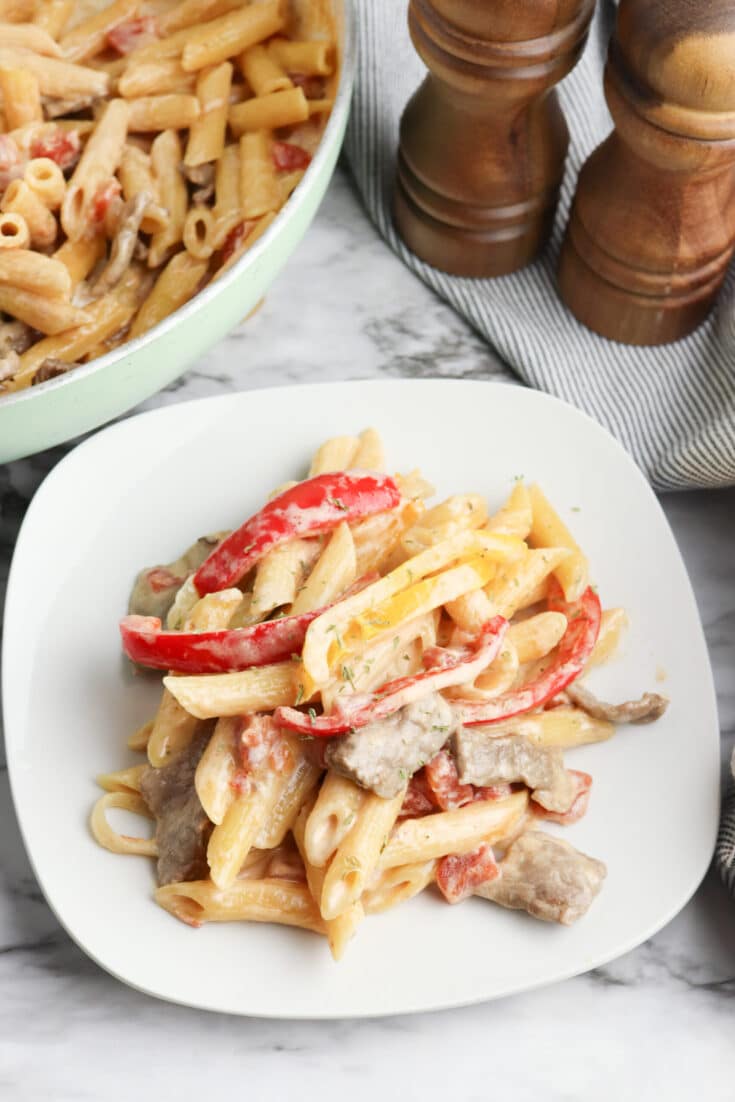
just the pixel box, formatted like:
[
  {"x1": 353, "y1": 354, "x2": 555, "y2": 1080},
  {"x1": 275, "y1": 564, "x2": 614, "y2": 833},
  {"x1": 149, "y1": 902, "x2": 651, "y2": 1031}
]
[
  {"x1": 193, "y1": 472, "x2": 401, "y2": 596},
  {"x1": 274, "y1": 616, "x2": 508, "y2": 737},
  {"x1": 452, "y1": 581, "x2": 601, "y2": 727},
  {"x1": 436, "y1": 843, "x2": 500, "y2": 904},
  {"x1": 119, "y1": 575, "x2": 379, "y2": 674}
]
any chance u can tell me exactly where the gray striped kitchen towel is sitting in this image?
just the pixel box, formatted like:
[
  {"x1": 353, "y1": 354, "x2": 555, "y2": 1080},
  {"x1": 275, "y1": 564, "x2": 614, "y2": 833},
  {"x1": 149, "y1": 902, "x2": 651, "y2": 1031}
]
[
  {"x1": 343, "y1": 0, "x2": 735, "y2": 493},
  {"x1": 344, "y1": 1, "x2": 735, "y2": 892}
]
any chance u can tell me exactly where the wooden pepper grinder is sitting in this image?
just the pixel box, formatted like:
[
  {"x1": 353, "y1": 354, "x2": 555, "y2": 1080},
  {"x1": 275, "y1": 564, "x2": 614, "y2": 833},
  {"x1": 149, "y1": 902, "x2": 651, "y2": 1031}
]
[
  {"x1": 559, "y1": 0, "x2": 735, "y2": 345},
  {"x1": 394, "y1": 0, "x2": 596, "y2": 278}
]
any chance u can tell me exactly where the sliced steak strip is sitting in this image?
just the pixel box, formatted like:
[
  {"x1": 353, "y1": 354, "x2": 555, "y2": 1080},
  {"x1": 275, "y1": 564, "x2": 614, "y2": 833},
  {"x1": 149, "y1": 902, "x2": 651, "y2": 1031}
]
[
  {"x1": 453, "y1": 729, "x2": 575, "y2": 813},
  {"x1": 476, "y1": 831, "x2": 606, "y2": 925},
  {"x1": 325, "y1": 692, "x2": 456, "y2": 799},
  {"x1": 139, "y1": 728, "x2": 212, "y2": 886},
  {"x1": 566, "y1": 682, "x2": 669, "y2": 725}
]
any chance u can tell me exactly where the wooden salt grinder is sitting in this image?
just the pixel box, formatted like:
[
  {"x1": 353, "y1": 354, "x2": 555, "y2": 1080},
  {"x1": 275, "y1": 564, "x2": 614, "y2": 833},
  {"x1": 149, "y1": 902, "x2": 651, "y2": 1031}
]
[
  {"x1": 394, "y1": 0, "x2": 596, "y2": 278},
  {"x1": 559, "y1": 0, "x2": 735, "y2": 345}
]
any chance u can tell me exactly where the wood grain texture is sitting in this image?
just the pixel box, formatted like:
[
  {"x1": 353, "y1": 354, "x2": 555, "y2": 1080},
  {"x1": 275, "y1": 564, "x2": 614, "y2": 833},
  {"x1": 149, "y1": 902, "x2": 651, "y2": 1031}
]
[
  {"x1": 559, "y1": 0, "x2": 735, "y2": 345},
  {"x1": 393, "y1": 0, "x2": 595, "y2": 278}
]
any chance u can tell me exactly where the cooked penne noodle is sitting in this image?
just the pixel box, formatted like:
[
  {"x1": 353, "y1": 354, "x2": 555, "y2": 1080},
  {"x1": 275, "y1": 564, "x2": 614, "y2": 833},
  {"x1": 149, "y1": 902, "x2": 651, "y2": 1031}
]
[
  {"x1": 24, "y1": 157, "x2": 65, "y2": 210},
  {"x1": 33, "y1": 0, "x2": 74, "y2": 37},
  {"x1": 290, "y1": 523, "x2": 356, "y2": 616},
  {"x1": 507, "y1": 611, "x2": 568, "y2": 663},
  {"x1": 158, "y1": 0, "x2": 248, "y2": 34},
  {"x1": 0, "y1": 48, "x2": 109, "y2": 98},
  {"x1": 307, "y1": 98, "x2": 333, "y2": 116},
  {"x1": 183, "y1": 206, "x2": 215, "y2": 259},
  {"x1": 239, "y1": 42, "x2": 291, "y2": 96},
  {"x1": 528, "y1": 483, "x2": 589, "y2": 601},
  {"x1": 147, "y1": 688, "x2": 201, "y2": 768},
  {"x1": 0, "y1": 212, "x2": 29, "y2": 249},
  {"x1": 0, "y1": 21, "x2": 61, "y2": 55},
  {"x1": 118, "y1": 59, "x2": 196, "y2": 99},
  {"x1": 209, "y1": 204, "x2": 276, "y2": 276},
  {"x1": 320, "y1": 790, "x2": 405, "y2": 920},
  {"x1": 207, "y1": 762, "x2": 290, "y2": 889},
  {"x1": 379, "y1": 792, "x2": 528, "y2": 870},
  {"x1": 250, "y1": 537, "x2": 321, "y2": 619},
  {"x1": 590, "y1": 607, "x2": 629, "y2": 666},
  {"x1": 210, "y1": 140, "x2": 240, "y2": 244},
  {"x1": 445, "y1": 587, "x2": 495, "y2": 634},
  {"x1": 229, "y1": 86, "x2": 309, "y2": 135},
  {"x1": 0, "y1": 283, "x2": 84, "y2": 335},
  {"x1": 62, "y1": 98, "x2": 128, "y2": 242},
  {"x1": 268, "y1": 38, "x2": 333, "y2": 76},
  {"x1": 487, "y1": 481, "x2": 533, "y2": 538},
  {"x1": 90, "y1": 791, "x2": 157, "y2": 857},
  {"x1": 351, "y1": 427, "x2": 385, "y2": 471},
  {"x1": 156, "y1": 878, "x2": 325, "y2": 934},
  {"x1": 118, "y1": 145, "x2": 168, "y2": 234},
  {"x1": 304, "y1": 772, "x2": 367, "y2": 868},
  {"x1": 483, "y1": 707, "x2": 615, "y2": 748},
  {"x1": 59, "y1": 0, "x2": 139, "y2": 62},
  {"x1": 254, "y1": 756, "x2": 321, "y2": 849},
  {"x1": 293, "y1": 798, "x2": 363, "y2": 960},
  {"x1": 96, "y1": 763, "x2": 147, "y2": 794},
  {"x1": 486, "y1": 547, "x2": 571, "y2": 620},
  {"x1": 147, "y1": 128, "x2": 186, "y2": 267},
  {"x1": 181, "y1": 0, "x2": 285, "y2": 72},
  {"x1": 185, "y1": 61, "x2": 232, "y2": 166},
  {"x1": 0, "y1": 68, "x2": 42, "y2": 130},
  {"x1": 238, "y1": 130, "x2": 278, "y2": 219},
  {"x1": 6, "y1": 266, "x2": 140, "y2": 390},
  {"x1": 0, "y1": 248, "x2": 70, "y2": 298},
  {"x1": 308, "y1": 433, "x2": 359, "y2": 476},
  {"x1": 127, "y1": 718, "x2": 153, "y2": 751},
  {"x1": 126, "y1": 94, "x2": 201, "y2": 132},
  {"x1": 53, "y1": 232, "x2": 105, "y2": 286},
  {"x1": 194, "y1": 716, "x2": 237, "y2": 824},
  {"x1": 352, "y1": 504, "x2": 422, "y2": 577},
  {"x1": 163, "y1": 660, "x2": 297, "y2": 720},
  {"x1": 362, "y1": 860, "x2": 437, "y2": 914},
  {"x1": 1, "y1": 179, "x2": 56, "y2": 247},
  {"x1": 128, "y1": 249, "x2": 207, "y2": 340}
]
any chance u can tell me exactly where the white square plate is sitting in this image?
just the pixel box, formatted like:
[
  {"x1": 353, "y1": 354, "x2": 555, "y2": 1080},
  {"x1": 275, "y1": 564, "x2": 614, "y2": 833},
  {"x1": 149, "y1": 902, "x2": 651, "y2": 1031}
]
[{"x1": 3, "y1": 380, "x2": 719, "y2": 1018}]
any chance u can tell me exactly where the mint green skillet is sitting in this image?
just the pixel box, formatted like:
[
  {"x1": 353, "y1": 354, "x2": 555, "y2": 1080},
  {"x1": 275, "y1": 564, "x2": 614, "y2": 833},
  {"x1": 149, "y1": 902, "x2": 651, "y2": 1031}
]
[{"x1": 0, "y1": 0, "x2": 355, "y2": 464}]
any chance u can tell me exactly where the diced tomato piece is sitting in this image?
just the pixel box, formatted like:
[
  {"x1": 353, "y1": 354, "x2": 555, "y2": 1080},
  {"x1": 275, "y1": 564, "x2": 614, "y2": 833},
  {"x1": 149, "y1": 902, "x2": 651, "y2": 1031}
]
[
  {"x1": 0, "y1": 135, "x2": 23, "y2": 191},
  {"x1": 30, "y1": 130, "x2": 80, "y2": 171},
  {"x1": 425, "y1": 750, "x2": 474, "y2": 811},
  {"x1": 91, "y1": 179, "x2": 122, "y2": 223},
  {"x1": 437, "y1": 843, "x2": 500, "y2": 904},
  {"x1": 532, "y1": 770, "x2": 592, "y2": 825},
  {"x1": 106, "y1": 15, "x2": 158, "y2": 55},
  {"x1": 221, "y1": 219, "x2": 256, "y2": 264},
  {"x1": 400, "y1": 771, "x2": 436, "y2": 818},
  {"x1": 289, "y1": 73, "x2": 326, "y2": 99},
  {"x1": 234, "y1": 715, "x2": 291, "y2": 795},
  {"x1": 272, "y1": 141, "x2": 312, "y2": 172},
  {"x1": 145, "y1": 567, "x2": 184, "y2": 594}
]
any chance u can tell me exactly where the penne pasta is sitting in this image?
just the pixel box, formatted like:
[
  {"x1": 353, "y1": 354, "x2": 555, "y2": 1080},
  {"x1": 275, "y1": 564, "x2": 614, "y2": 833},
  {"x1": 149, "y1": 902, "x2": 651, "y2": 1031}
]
[
  {"x1": 362, "y1": 860, "x2": 437, "y2": 914},
  {"x1": 185, "y1": 60, "x2": 232, "y2": 166},
  {"x1": 485, "y1": 547, "x2": 571, "y2": 620},
  {"x1": 147, "y1": 128, "x2": 186, "y2": 267},
  {"x1": 0, "y1": 248, "x2": 71, "y2": 298},
  {"x1": 289, "y1": 522, "x2": 356, "y2": 617},
  {"x1": 61, "y1": 98, "x2": 128, "y2": 242},
  {"x1": 181, "y1": 0, "x2": 285, "y2": 72},
  {"x1": 96, "y1": 763, "x2": 147, "y2": 795},
  {"x1": 126, "y1": 94, "x2": 201, "y2": 132},
  {"x1": 320, "y1": 789, "x2": 405, "y2": 920},
  {"x1": 268, "y1": 38, "x2": 333, "y2": 76},
  {"x1": 589, "y1": 607, "x2": 628, "y2": 666},
  {"x1": 163, "y1": 661, "x2": 298, "y2": 720},
  {"x1": 0, "y1": 48, "x2": 109, "y2": 98},
  {"x1": 250, "y1": 537, "x2": 321, "y2": 619},
  {"x1": 194, "y1": 716, "x2": 237, "y2": 824},
  {"x1": 239, "y1": 42, "x2": 292, "y2": 96},
  {"x1": 379, "y1": 792, "x2": 528, "y2": 870},
  {"x1": 90, "y1": 790, "x2": 157, "y2": 857},
  {"x1": 0, "y1": 283, "x2": 85, "y2": 335},
  {"x1": 351, "y1": 427, "x2": 386, "y2": 472},
  {"x1": 482, "y1": 707, "x2": 615, "y2": 748},
  {"x1": 308, "y1": 433, "x2": 359, "y2": 476},
  {"x1": 24, "y1": 158, "x2": 65, "y2": 210},
  {"x1": 158, "y1": 0, "x2": 249, "y2": 34},
  {"x1": 127, "y1": 718, "x2": 153, "y2": 752},
  {"x1": 1, "y1": 179, "x2": 56, "y2": 247},
  {"x1": 487, "y1": 481, "x2": 533, "y2": 538},
  {"x1": 507, "y1": 611, "x2": 568, "y2": 663},
  {"x1": 238, "y1": 129, "x2": 279, "y2": 220},
  {"x1": 304, "y1": 772, "x2": 367, "y2": 868},
  {"x1": 33, "y1": 0, "x2": 74, "y2": 37},
  {"x1": 0, "y1": 21, "x2": 61, "y2": 55},
  {"x1": 156, "y1": 878, "x2": 325, "y2": 934},
  {"x1": 228, "y1": 86, "x2": 308, "y2": 136},
  {"x1": 0, "y1": 68, "x2": 42, "y2": 130},
  {"x1": 128, "y1": 249, "x2": 208, "y2": 340},
  {"x1": 528, "y1": 483, "x2": 589, "y2": 602},
  {"x1": 254, "y1": 755, "x2": 321, "y2": 849},
  {"x1": 183, "y1": 206, "x2": 215, "y2": 259},
  {"x1": 0, "y1": 0, "x2": 36, "y2": 20},
  {"x1": 118, "y1": 59, "x2": 196, "y2": 99},
  {"x1": 59, "y1": 0, "x2": 139, "y2": 63},
  {"x1": 118, "y1": 144, "x2": 168, "y2": 234},
  {"x1": 0, "y1": 212, "x2": 30, "y2": 250},
  {"x1": 53, "y1": 232, "x2": 105, "y2": 286}
]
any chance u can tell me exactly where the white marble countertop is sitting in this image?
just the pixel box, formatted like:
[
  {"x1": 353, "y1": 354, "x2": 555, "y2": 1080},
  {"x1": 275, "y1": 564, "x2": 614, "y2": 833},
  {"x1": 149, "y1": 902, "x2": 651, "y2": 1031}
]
[{"x1": 1, "y1": 169, "x2": 734, "y2": 1101}]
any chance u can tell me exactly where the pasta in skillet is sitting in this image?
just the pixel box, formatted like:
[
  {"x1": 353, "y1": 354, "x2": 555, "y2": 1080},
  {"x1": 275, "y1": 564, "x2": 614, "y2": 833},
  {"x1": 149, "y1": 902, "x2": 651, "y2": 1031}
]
[
  {"x1": 0, "y1": 0, "x2": 336, "y2": 393},
  {"x1": 93, "y1": 428, "x2": 669, "y2": 960}
]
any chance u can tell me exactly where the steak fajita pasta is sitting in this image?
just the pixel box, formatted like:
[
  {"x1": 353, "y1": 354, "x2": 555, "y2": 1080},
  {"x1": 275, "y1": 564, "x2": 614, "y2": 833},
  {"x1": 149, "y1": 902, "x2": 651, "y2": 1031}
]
[
  {"x1": 93, "y1": 428, "x2": 669, "y2": 960},
  {"x1": 0, "y1": 0, "x2": 336, "y2": 393}
]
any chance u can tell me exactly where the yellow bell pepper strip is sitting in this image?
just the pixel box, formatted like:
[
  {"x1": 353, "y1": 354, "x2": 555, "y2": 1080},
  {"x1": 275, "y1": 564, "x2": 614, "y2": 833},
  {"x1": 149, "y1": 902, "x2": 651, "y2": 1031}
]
[
  {"x1": 193, "y1": 472, "x2": 401, "y2": 596},
  {"x1": 452, "y1": 580, "x2": 601, "y2": 727},
  {"x1": 274, "y1": 616, "x2": 508, "y2": 737}
]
